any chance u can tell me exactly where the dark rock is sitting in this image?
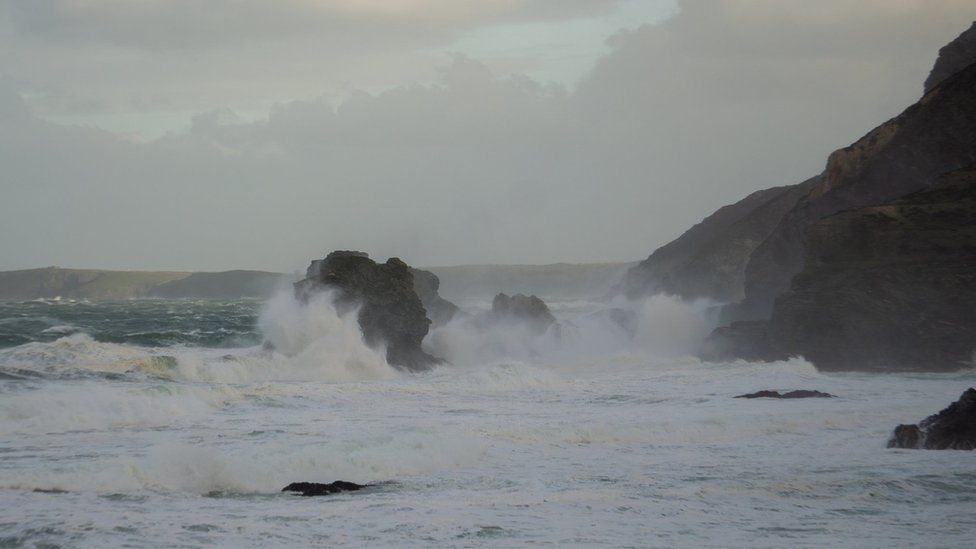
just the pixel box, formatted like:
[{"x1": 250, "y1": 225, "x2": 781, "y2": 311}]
[
  {"x1": 295, "y1": 251, "x2": 440, "y2": 371},
  {"x1": 625, "y1": 30, "x2": 976, "y2": 363},
  {"x1": 887, "y1": 388, "x2": 976, "y2": 450},
  {"x1": 687, "y1": 32, "x2": 976, "y2": 371},
  {"x1": 889, "y1": 424, "x2": 923, "y2": 449},
  {"x1": 925, "y1": 22, "x2": 976, "y2": 93},
  {"x1": 734, "y1": 59, "x2": 976, "y2": 322},
  {"x1": 735, "y1": 390, "x2": 834, "y2": 399},
  {"x1": 765, "y1": 165, "x2": 976, "y2": 371},
  {"x1": 700, "y1": 320, "x2": 784, "y2": 362},
  {"x1": 487, "y1": 293, "x2": 556, "y2": 335},
  {"x1": 622, "y1": 179, "x2": 818, "y2": 302},
  {"x1": 282, "y1": 481, "x2": 368, "y2": 496},
  {"x1": 410, "y1": 268, "x2": 460, "y2": 327}
]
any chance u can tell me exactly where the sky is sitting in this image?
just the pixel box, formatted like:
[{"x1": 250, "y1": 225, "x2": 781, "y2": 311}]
[{"x1": 1, "y1": 0, "x2": 975, "y2": 272}]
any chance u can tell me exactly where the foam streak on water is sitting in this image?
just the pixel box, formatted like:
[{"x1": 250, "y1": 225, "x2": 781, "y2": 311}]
[{"x1": 0, "y1": 298, "x2": 974, "y2": 547}]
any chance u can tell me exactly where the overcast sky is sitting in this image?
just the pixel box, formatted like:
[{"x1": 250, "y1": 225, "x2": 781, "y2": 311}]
[{"x1": 1, "y1": 0, "x2": 975, "y2": 272}]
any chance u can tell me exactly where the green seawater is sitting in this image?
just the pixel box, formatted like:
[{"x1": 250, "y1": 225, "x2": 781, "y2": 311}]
[{"x1": 0, "y1": 299, "x2": 262, "y2": 349}]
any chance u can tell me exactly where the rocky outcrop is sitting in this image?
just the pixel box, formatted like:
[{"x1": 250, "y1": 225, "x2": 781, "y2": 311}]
[
  {"x1": 699, "y1": 320, "x2": 781, "y2": 363},
  {"x1": 282, "y1": 481, "x2": 369, "y2": 496},
  {"x1": 410, "y1": 268, "x2": 459, "y2": 327},
  {"x1": 735, "y1": 390, "x2": 834, "y2": 399},
  {"x1": 764, "y1": 165, "x2": 976, "y2": 371},
  {"x1": 733, "y1": 59, "x2": 976, "y2": 322},
  {"x1": 925, "y1": 22, "x2": 976, "y2": 93},
  {"x1": 888, "y1": 388, "x2": 976, "y2": 450},
  {"x1": 622, "y1": 179, "x2": 817, "y2": 302},
  {"x1": 295, "y1": 251, "x2": 440, "y2": 371},
  {"x1": 485, "y1": 293, "x2": 556, "y2": 335}
]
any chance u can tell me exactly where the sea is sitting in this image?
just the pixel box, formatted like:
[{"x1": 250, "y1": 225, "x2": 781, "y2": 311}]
[{"x1": 0, "y1": 294, "x2": 974, "y2": 547}]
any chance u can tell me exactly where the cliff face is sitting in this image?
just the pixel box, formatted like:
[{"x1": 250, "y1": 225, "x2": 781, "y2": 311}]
[
  {"x1": 925, "y1": 22, "x2": 976, "y2": 93},
  {"x1": 623, "y1": 23, "x2": 976, "y2": 310},
  {"x1": 622, "y1": 178, "x2": 818, "y2": 302},
  {"x1": 765, "y1": 165, "x2": 976, "y2": 371},
  {"x1": 735, "y1": 58, "x2": 976, "y2": 320}
]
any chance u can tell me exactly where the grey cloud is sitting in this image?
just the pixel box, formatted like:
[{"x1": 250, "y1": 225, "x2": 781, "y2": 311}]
[
  {"x1": 1, "y1": 2, "x2": 974, "y2": 272},
  {"x1": 0, "y1": 1, "x2": 627, "y2": 119},
  {"x1": 4, "y1": 1, "x2": 621, "y2": 50}
]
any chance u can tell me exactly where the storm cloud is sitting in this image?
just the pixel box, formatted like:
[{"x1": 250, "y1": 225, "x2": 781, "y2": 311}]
[{"x1": 1, "y1": 0, "x2": 974, "y2": 271}]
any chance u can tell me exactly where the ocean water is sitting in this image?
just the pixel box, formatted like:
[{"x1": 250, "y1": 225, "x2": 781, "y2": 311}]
[{"x1": 1, "y1": 296, "x2": 974, "y2": 547}]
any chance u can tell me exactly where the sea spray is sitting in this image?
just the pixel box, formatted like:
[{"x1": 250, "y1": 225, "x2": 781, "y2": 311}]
[
  {"x1": 631, "y1": 294, "x2": 712, "y2": 357},
  {"x1": 2, "y1": 298, "x2": 976, "y2": 546},
  {"x1": 255, "y1": 289, "x2": 396, "y2": 381},
  {"x1": 426, "y1": 293, "x2": 713, "y2": 367}
]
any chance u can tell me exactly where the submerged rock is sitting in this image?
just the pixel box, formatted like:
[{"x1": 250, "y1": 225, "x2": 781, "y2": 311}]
[
  {"x1": 295, "y1": 251, "x2": 441, "y2": 371},
  {"x1": 735, "y1": 390, "x2": 834, "y2": 399},
  {"x1": 282, "y1": 481, "x2": 368, "y2": 497},
  {"x1": 887, "y1": 388, "x2": 976, "y2": 450}
]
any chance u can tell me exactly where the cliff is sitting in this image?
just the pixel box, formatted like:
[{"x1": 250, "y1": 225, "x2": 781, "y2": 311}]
[
  {"x1": 765, "y1": 165, "x2": 976, "y2": 371},
  {"x1": 735, "y1": 58, "x2": 976, "y2": 320},
  {"x1": 622, "y1": 179, "x2": 818, "y2": 302},
  {"x1": 925, "y1": 22, "x2": 976, "y2": 93},
  {"x1": 621, "y1": 23, "x2": 976, "y2": 307}
]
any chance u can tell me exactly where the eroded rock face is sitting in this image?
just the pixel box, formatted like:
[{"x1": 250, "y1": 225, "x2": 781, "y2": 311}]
[
  {"x1": 410, "y1": 268, "x2": 460, "y2": 328},
  {"x1": 735, "y1": 59, "x2": 976, "y2": 322},
  {"x1": 888, "y1": 388, "x2": 976, "y2": 450},
  {"x1": 487, "y1": 293, "x2": 556, "y2": 335},
  {"x1": 692, "y1": 31, "x2": 976, "y2": 372},
  {"x1": 925, "y1": 22, "x2": 976, "y2": 93},
  {"x1": 295, "y1": 251, "x2": 440, "y2": 371},
  {"x1": 765, "y1": 165, "x2": 976, "y2": 371},
  {"x1": 622, "y1": 179, "x2": 818, "y2": 303}
]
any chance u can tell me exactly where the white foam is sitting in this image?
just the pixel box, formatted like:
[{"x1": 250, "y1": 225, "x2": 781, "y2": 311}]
[
  {"x1": 427, "y1": 293, "x2": 711, "y2": 368},
  {"x1": 0, "y1": 333, "x2": 171, "y2": 377},
  {"x1": 0, "y1": 382, "x2": 234, "y2": 435}
]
